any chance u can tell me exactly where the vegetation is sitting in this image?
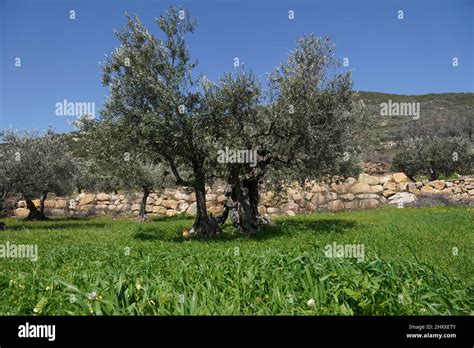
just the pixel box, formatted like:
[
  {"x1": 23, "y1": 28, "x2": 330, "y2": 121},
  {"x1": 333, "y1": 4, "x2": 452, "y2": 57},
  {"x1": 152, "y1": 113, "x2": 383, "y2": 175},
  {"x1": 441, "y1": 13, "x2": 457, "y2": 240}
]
[
  {"x1": 392, "y1": 136, "x2": 474, "y2": 180},
  {"x1": 0, "y1": 206, "x2": 472, "y2": 315},
  {"x1": 0, "y1": 129, "x2": 77, "y2": 220}
]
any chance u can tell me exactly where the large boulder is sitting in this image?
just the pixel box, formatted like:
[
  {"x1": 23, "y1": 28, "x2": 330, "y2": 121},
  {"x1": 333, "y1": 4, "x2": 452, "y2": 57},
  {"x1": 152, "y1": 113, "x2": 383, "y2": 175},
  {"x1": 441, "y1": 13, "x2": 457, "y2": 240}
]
[
  {"x1": 350, "y1": 183, "x2": 371, "y2": 194},
  {"x1": 358, "y1": 173, "x2": 379, "y2": 185},
  {"x1": 327, "y1": 200, "x2": 344, "y2": 212},
  {"x1": 96, "y1": 193, "x2": 110, "y2": 201},
  {"x1": 162, "y1": 200, "x2": 179, "y2": 210},
  {"x1": 80, "y1": 194, "x2": 96, "y2": 205},
  {"x1": 393, "y1": 172, "x2": 409, "y2": 184},
  {"x1": 15, "y1": 208, "x2": 30, "y2": 218},
  {"x1": 55, "y1": 199, "x2": 68, "y2": 209},
  {"x1": 430, "y1": 180, "x2": 446, "y2": 191},
  {"x1": 388, "y1": 192, "x2": 416, "y2": 206},
  {"x1": 421, "y1": 185, "x2": 436, "y2": 194}
]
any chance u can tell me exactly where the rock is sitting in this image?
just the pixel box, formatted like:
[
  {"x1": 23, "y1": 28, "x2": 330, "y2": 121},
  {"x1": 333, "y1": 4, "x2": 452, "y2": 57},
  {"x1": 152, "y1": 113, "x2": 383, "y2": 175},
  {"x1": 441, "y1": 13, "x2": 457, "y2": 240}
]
[
  {"x1": 44, "y1": 200, "x2": 55, "y2": 208},
  {"x1": 217, "y1": 195, "x2": 226, "y2": 203},
  {"x1": 55, "y1": 199, "x2": 68, "y2": 209},
  {"x1": 186, "y1": 202, "x2": 197, "y2": 215},
  {"x1": 346, "y1": 177, "x2": 357, "y2": 185},
  {"x1": 469, "y1": 189, "x2": 474, "y2": 196},
  {"x1": 359, "y1": 199, "x2": 379, "y2": 209},
  {"x1": 145, "y1": 205, "x2": 154, "y2": 213},
  {"x1": 331, "y1": 183, "x2": 349, "y2": 194},
  {"x1": 388, "y1": 192, "x2": 416, "y2": 206},
  {"x1": 326, "y1": 192, "x2": 338, "y2": 201},
  {"x1": 430, "y1": 180, "x2": 446, "y2": 190},
  {"x1": 146, "y1": 196, "x2": 155, "y2": 205},
  {"x1": 15, "y1": 208, "x2": 29, "y2": 218},
  {"x1": 370, "y1": 185, "x2": 383, "y2": 193},
  {"x1": 328, "y1": 199, "x2": 344, "y2": 212},
  {"x1": 258, "y1": 205, "x2": 266, "y2": 215},
  {"x1": 32, "y1": 199, "x2": 41, "y2": 208},
  {"x1": 96, "y1": 193, "x2": 110, "y2": 201},
  {"x1": 453, "y1": 186, "x2": 462, "y2": 194},
  {"x1": 421, "y1": 185, "x2": 436, "y2": 194},
  {"x1": 68, "y1": 199, "x2": 76, "y2": 210},
  {"x1": 131, "y1": 204, "x2": 141, "y2": 211},
  {"x1": 393, "y1": 172, "x2": 409, "y2": 184},
  {"x1": 350, "y1": 183, "x2": 371, "y2": 194},
  {"x1": 356, "y1": 194, "x2": 380, "y2": 200},
  {"x1": 311, "y1": 193, "x2": 327, "y2": 206},
  {"x1": 445, "y1": 182, "x2": 453, "y2": 188},
  {"x1": 358, "y1": 173, "x2": 379, "y2": 185},
  {"x1": 166, "y1": 210, "x2": 178, "y2": 217},
  {"x1": 17, "y1": 200, "x2": 27, "y2": 208},
  {"x1": 382, "y1": 190, "x2": 396, "y2": 198},
  {"x1": 441, "y1": 188, "x2": 452, "y2": 195},
  {"x1": 311, "y1": 184, "x2": 327, "y2": 193},
  {"x1": 397, "y1": 183, "x2": 408, "y2": 192},
  {"x1": 286, "y1": 210, "x2": 296, "y2": 216},
  {"x1": 305, "y1": 192, "x2": 314, "y2": 201},
  {"x1": 266, "y1": 207, "x2": 280, "y2": 214},
  {"x1": 380, "y1": 175, "x2": 394, "y2": 184},
  {"x1": 383, "y1": 182, "x2": 398, "y2": 191},
  {"x1": 80, "y1": 194, "x2": 95, "y2": 205},
  {"x1": 49, "y1": 208, "x2": 65, "y2": 216},
  {"x1": 162, "y1": 200, "x2": 179, "y2": 210},
  {"x1": 339, "y1": 193, "x2": 355, "y2": 201},
  {"x1": 174, "y1": 192, "x2": 189, "y2": 201},
  {"x1": 153, "y1": 206, "x2": 167, "y2": 215},
  {"x1": 344, "y1": 201, "x2": 358, "y2": 210},
  {"x1": 178, "y1": 202, "x2": 189, "y2": 212}
]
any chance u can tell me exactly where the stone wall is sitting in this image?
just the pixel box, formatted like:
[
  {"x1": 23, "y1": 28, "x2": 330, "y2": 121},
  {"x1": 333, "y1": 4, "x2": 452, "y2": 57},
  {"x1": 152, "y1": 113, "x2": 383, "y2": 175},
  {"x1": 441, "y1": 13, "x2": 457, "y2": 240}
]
[{"x1": 6, "y1": 173, "x2": 474, "y2": 219}]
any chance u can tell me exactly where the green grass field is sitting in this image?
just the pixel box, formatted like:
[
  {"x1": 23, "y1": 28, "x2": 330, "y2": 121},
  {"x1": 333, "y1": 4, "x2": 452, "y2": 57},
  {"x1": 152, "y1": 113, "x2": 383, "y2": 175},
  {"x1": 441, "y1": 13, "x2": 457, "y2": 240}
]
[{"x1": 0, "y1": 206, "x2": 472, "y2": 315}]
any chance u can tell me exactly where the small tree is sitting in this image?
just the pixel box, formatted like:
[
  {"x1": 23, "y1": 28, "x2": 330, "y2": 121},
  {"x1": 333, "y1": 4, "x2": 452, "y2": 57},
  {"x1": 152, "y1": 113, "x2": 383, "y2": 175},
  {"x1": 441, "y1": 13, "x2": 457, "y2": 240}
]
[
  {"x1": 0, "y1": 128, "x2": 77, "y2": 219},
  {"x1": 392, "y1": 137, "x2": 473, "y2": 180},
  {"x1": 75, "y1": 116, "x2": 174, "y2": 221}
]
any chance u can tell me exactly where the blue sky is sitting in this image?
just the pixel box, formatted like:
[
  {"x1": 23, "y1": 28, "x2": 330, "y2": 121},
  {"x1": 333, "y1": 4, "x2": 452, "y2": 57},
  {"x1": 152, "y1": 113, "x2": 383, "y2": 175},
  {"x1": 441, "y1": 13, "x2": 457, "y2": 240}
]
[{"x1": 0, "y1": 0, "x2": 472, "y2": 133}]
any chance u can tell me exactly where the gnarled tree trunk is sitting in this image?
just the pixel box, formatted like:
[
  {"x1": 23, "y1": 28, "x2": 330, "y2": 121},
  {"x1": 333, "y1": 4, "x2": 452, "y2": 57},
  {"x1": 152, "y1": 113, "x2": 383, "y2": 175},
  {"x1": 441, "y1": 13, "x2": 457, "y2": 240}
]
[
  {"x1": 189, "y1": 158, "x2": 219, "y2": 237},
  {"x1": 217, "y1": 175, "x2": 267, "y2": 235},
  {"x1": 25, "y1": 197, "x2": 45, "y2": 220},
  {"x1": 138, "y1": 186, "x2": 150, "y2": 221}
]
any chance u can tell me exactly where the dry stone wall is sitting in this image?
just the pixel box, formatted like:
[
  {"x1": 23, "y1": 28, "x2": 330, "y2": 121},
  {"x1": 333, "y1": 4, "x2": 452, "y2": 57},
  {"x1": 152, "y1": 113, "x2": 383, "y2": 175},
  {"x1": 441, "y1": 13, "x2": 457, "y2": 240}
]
[{"x1": 7, "y1": 173, "x2": 474, "y2": 219}]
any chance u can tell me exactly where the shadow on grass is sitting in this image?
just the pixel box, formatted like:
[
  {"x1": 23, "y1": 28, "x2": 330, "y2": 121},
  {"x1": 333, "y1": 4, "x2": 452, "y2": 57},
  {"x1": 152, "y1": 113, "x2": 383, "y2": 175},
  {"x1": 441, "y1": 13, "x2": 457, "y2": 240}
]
[
  {"x1": 4, "y1": 216, "x2": 107, "y2": 231},
  {"x1": 134, "y1": 218, "x2": 357, "y2": 243}
]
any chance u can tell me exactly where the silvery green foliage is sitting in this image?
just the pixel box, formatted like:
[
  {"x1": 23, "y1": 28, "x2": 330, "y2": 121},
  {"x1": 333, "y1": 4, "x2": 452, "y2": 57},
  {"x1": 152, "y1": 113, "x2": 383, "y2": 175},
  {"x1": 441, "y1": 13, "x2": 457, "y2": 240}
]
[
  {"x1": 392, "y1": 136, "x2": 473, "y2": 180},
  {"x1": 74, "y1": 116, "x2": 174, "y2": 194},
  {"x1": 207, "y1": 35, "x2": 365, "y2": 188},
  {"x1": 0, "y1": 128, "x2": 77, "y2": 200}
]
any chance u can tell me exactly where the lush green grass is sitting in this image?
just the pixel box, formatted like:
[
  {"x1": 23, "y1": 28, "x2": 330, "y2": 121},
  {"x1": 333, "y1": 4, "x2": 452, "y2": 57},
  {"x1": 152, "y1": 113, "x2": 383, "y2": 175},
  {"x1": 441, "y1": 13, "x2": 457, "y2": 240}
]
[{"x1": 0, "y1": 206, "x2": 472, "y2": 315}]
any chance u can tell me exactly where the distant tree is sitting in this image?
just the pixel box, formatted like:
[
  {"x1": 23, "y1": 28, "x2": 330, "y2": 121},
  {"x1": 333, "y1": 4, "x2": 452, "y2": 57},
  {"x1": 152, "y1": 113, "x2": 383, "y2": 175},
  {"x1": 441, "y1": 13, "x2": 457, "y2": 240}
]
[
  {"x1": 75, "y1": 117, "x2": 173, "y2": 221},
  {"x1": 392, "y1": 136, "x2": 473, "y2": 180},
  {"x1": 0, "y1": 128, "x2": 77, "y2": 219}
]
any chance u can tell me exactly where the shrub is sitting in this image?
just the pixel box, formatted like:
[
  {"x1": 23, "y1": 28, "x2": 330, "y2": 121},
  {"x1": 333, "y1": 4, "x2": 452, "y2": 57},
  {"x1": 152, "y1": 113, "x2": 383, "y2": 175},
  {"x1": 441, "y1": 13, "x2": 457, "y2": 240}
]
[{"x1": 392, "y1": 137, "x2": 473, "y2": 180}]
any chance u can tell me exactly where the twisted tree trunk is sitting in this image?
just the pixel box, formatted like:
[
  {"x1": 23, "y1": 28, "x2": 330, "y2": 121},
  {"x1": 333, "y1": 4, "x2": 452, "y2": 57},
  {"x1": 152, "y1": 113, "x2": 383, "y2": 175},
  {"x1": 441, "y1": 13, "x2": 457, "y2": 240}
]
[
  {"x1": 138, "y1": 186, "x2": 150, "y2": 221},
  {"x1": 25, "y1": 197, "x2": 45, "y2": 220}
]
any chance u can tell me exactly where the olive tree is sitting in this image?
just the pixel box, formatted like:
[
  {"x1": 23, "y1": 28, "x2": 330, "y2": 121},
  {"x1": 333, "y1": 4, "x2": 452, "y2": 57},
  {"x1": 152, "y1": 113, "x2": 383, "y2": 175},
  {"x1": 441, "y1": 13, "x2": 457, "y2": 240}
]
[
  {"x1": 209, "y1": 36, "x2": 366, "y2": 234},
  {"x1": 0, "y1": 128, "x2": 77, "y2": 219},
  {"x1": 98, "y1": 7, "x2": 222, "y2": 234},
  {"x1": 392, "y1": 136, "x2": 473, "y2": 180}
]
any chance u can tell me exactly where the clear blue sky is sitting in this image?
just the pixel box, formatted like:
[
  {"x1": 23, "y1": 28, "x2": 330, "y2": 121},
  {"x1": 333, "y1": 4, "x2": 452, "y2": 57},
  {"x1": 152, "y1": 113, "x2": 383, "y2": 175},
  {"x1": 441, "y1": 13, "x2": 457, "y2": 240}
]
[{"x1": 1, "y1": 0, "x2": 472, "y2": 133}]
